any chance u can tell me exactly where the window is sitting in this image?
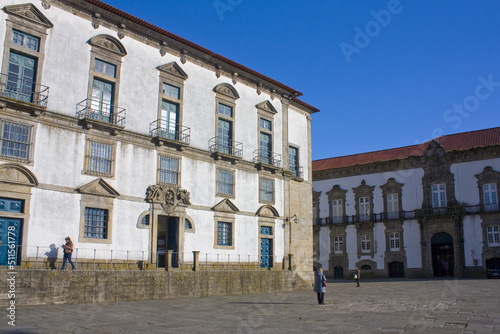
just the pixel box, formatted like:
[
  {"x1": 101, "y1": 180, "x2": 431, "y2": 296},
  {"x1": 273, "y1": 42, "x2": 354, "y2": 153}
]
[
  {"x1": 289, "y1": 146, "x2": 299, "y2": 177},
  {"x1": 387, "y1": 194, "x2": 399, "y2": 219},
  {"x1": 333, "y1": 236, "x2": 343, "y2": 254},
  {"x1": 185, "y1": 219, "x2": 192, "y2": 230},
  {"x1": 483, "y1": 184, "x2": 498, "y2": 212},
  {"x1": 12, "y1": 29, "x2": 40, "y2": 51},
  {"x1": 217, "y1": 169, "x2": 234, "y2": 197},
  {"x1": 361, "y1": 234, "x2": 371, "y2": 253},
  {"x1": 159, "y1": 156, "x2": 179, "y2": 185},
  {"x1": 0, "y1": 121, "x2": 32, "y2": 161},
  {"x1": 140, "y1": 215, "x2": 150, "y2": 226},
  {"x1": 217, "y1": 221, "x2": 232, "y2": 246},
  {"x1": 217, "y1": 103, "x2": 234, "y2": 154},
  {"x1": 259, "y1": 118, "x2": 273, "y2": 164},
  {"x1": 487, "y1": 226, "x2": 500, "y2": 246},
  {"x1": 431, "y1": 183, "x2": 446, "y2": 208},
  {"x1": 331, "y1": 199, "x2": 343, "y2": 223},
  {"x1": 2, "y1": 5, "x2": 52, "y2": 107},
  {"x1": 82, "y1": 35, "x2": 126, "y2": 126},
  {"x1": 359, "y1": 197, "x2": 370, "y2": 221},
  {"x1": 84, "y1": 140, "x2": 114, "y2": 177},
  {"x1": 389, "y1": 232, "x2": 400, "y2": 251},
  {"x1": 260, "y1": 178, "x2": 274, "y2": 203},
  {"x1": 84, "y1": 207, "x2": 108, "y2": 239}
]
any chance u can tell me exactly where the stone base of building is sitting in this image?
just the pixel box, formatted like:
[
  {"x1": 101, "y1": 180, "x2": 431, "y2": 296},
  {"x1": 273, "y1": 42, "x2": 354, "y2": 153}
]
[{"x1": 0, "y1": 269, "x2": 309, "y2": 306}]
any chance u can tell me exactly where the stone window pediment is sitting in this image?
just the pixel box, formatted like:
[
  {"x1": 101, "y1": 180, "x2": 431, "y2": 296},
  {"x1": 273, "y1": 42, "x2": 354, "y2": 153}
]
[
  {"x1": 3, "y1": 4, "x2": 54, "y2": 29},
  {"x1": 87, "y1": 34, "x2": 127, "y2": 57},
  {"x1": 0, "y1": 163, "x2": 38, "y2": 186},
  {"x1": 256, "y1": 101, "x2": 277, "y2": 115},
  {"x1": 256, "y1": 205, "x2": 279, "y2": 218},
  {"x1": 76, "y1": 178, "x2": 119, "y2": 198},
  {"x1": 157, "y1": 62, "x2": 188, "y2": 80},
  {"x1": 212, "y1": 198, "x2": 239, "y2": 213},
  {"x1": 213, "y1": 83, "x2": 240, "y2": 100}
]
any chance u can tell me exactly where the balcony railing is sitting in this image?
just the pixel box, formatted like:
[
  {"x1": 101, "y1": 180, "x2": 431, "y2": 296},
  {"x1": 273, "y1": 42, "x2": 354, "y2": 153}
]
[
  {"x1": 149, "y1": 119, "x2": 190, "y2": 145},
  {"x1": 314, "y1": 204, "x2": 497, "y2": 226},
  {"x1": 209, "y1": 137, "x2": 243, "y2": 158},
  {"x1": 290, "y1": 165, "x2": 303, "y2": 178},
  {"x1": 76, "y1": 99, "x2": 126, "y2": 127},
  {"x1": 0, "y1": 73, "x2": 49, "y2": 107},
  {"x1": 253, "y1": 149, "x2": 281, "y2": 168}
]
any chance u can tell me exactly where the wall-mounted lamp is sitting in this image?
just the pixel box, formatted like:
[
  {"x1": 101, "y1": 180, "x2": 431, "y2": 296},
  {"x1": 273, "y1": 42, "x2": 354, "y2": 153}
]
[{"x1": 286, "y1": 214, "x2": 299, "y2": 224}]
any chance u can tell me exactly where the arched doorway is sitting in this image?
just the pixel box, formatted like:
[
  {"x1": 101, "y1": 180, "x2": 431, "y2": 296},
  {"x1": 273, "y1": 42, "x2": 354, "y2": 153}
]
[
  {"x1": 431, "y1": 232, "x2": 454, "y2": 277},
  {"x1": 388, "y1": 261, "x2": 404, "y2": 278},
  {"x1": 333, "y1": 265, "x2": 343, "y2": 279}
]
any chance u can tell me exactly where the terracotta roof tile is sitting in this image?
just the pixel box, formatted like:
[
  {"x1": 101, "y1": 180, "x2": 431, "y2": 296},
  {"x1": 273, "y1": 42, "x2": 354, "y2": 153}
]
[{"x1": 313, "y1": 127, "x2": 500, "y2": 171}]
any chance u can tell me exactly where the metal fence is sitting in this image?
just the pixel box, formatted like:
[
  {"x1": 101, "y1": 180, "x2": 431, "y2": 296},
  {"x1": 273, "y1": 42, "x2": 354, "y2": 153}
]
[{"x1": 3, "y1": 245, "x2": 284, "y2": 271}]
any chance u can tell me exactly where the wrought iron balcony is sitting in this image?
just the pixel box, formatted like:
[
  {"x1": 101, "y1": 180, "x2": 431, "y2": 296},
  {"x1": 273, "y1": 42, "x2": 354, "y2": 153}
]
[
  {"x1": 76, "y1": 99, "x2": 126, "y2": 128},
  {"x1": 149, "y1": 119, "x2": 190, "y2": 145},
  {"x1": 290, "y1": 165, "x2": 303, "y2": 179},
  {"x1": 253, "y1": 149, "x2": 281, "y2": 168},
  {"x1": 0, "y1": 73, "x2": 49, "y2": 107},
  {"x1": 209, "y1": 137, "x2": 243, "y2": 158}
]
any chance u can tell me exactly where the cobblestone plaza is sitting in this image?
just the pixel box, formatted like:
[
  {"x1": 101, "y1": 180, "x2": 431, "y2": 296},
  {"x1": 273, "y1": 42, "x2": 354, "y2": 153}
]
[{"x1": 2, "y1": 279, "x2": 499, "y2": 333}]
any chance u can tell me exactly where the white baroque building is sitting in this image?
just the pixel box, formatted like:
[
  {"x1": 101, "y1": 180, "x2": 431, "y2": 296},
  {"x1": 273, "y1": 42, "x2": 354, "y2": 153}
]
[
  {"x1": 0, "y1": 0, "x2": 317, "y2": 279},
  {"x1": 313, "y1": 127, "x2": 500, "y2": 279}
]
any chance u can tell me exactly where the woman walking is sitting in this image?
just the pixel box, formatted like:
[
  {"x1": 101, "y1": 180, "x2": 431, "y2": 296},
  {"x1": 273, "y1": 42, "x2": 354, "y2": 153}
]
[
  {"x1": 313, "y1": 267, "x2": 327, "y2": 305},
  {"x1": 61, "y1": 236, "x2": 75, "y2": 270},
  {"x1": 354, "y1": 267, "x2": 360, "y2": 287}
]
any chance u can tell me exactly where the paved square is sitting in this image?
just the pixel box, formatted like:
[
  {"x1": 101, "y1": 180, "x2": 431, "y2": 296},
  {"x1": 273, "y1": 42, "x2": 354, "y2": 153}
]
[{"x1": 2, "y1": 279, "x2": 499, "y2": 333}]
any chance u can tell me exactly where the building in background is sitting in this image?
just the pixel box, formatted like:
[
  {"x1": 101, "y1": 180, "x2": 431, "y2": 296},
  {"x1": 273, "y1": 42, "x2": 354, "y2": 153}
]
[
  {"x1": 313, "y1": 127, "x2": 500, "y2": 279},
  {"x1": 0, "y1": 0, "x2": 317, "y2": 281}
]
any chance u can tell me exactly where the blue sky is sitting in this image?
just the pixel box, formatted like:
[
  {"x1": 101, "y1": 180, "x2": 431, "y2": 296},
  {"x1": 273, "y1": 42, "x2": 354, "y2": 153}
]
[{"x1": 103, "y1": 0, "x2": 500, "y2": 160}]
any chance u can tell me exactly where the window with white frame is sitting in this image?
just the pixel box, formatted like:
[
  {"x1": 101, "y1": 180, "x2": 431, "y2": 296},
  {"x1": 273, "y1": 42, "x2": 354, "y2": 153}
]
[
  {"x1": 159, "y1": 156, "x2": 179, "y2": 185},
  {"x1": 387, "y1": 193, "x2": 399, "y2": 219},
  {"x1": 389, "y1": 232, "x2": 400, "y2": 251},
  {"x1": 0, "y1": 120, "x2": 32, "y2": 161},
  {"x1": 361, "y1": 234, "x2": 371, "y2": 253},
  {"x1": 331, "y1": 199, "x2": 343, "y2": 222},
  {"x1": 431, "y1": 183, "x2": 446, "y2": 208},
  {"x1": 359, "y1": 196, "x2": 370, "y2": 221},
  {"x1": 288, "y1": 146, "x2": 300, "y2": 177},
  {"x1": 217, "y1": 169, "x2": 234, "y2": 197},
  {"x1": 333, "y1": 236, "x2": 343, "y2": 254},
  {"x1": 483, "y1": 184, "x2": 498, "y2": 212},
  {"x1": 487, "y1": 226, "x2": 500, "y2": 246},
  {"x1": 217, "y1": 221, "x2": 232, "y2": 246},
  {"x1": 84, "y1": 207, "x2": 108, "y2": 239},
  {"x1": 260, "y1": 178, "x2": 274, "y2": 203},
  {"x1": 259, "y1": 118, "x2": 273, "y2": 164},
  {"x1": 84, "y1": 140, "x2": 114, "y2": 177}
]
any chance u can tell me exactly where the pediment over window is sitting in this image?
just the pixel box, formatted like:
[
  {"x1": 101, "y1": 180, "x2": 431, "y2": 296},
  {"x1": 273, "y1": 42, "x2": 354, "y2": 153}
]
[
  {"x1": 256, "y1": 101, "x2": 277, "y2": 115},
  {"x1": 157, "y1": 62, "x2": 188, "y2": 79},
  {"x1": 3, "y1": 4, "x2": 54, "y2": 28},
  {"x1": 380, "y1": 178, "x2": 403, "y2": 194},
  {"x1": 0, "y1": 163, "x2": 38, "y2": 186},
  {"x1": 327, "y1": 185, "x2": 347, "y2": 200},
  {"x1": 256, "y1": 205, "x2": 279, "y2": 218},
  {"x1": 77, "y1": 178, "x2": 119, "y2": 198},
  {"x1": 425, "y1": 140, "x2": 445, "y2": 158},
  {"x1": 213, "y1": 83, "x2": 240, "y2": 100},
  {"x1": 88, "y1": 34, "x2": 127, "y2": 56},
  {"x1": 476, "y1": 166, "x2": 500, "y2": 183},
  {"x1": 212, "y1": 198, "x2": 239, "y2": 213},
  {"x1": 353, "y1": 180, "x2": 374, "y2": 197}
]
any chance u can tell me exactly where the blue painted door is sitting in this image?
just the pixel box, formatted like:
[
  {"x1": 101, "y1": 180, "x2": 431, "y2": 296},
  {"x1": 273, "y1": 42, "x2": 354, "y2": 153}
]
[
  {"x1": 260, "y1": 238, "x2": 273, "y2": 268},
  {"x1": 0, "y1": 198, "x2": 23, "y2": 266}
]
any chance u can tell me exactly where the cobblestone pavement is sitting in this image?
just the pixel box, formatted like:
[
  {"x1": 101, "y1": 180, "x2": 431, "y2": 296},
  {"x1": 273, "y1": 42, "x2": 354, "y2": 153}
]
[{"x1": 1, "y1": 279, "x2": 499, "y2": 333}]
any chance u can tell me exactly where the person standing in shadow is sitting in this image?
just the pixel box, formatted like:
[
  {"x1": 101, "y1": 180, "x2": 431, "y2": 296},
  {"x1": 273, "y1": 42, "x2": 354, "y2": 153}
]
[
  {"x1": 61, "y1": 237, "x2": 75, "y2": 270},
  {"x1": 313, "y1": 267, "x2": 327, "y2": 305}
]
